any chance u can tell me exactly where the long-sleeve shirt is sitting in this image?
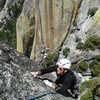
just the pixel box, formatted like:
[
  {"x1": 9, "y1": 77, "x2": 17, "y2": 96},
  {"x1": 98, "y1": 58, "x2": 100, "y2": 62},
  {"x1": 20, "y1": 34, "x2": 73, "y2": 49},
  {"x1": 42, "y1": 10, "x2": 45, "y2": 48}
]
[{"x1": 40, "y1": 65, "x2": 76, "y2": 97}]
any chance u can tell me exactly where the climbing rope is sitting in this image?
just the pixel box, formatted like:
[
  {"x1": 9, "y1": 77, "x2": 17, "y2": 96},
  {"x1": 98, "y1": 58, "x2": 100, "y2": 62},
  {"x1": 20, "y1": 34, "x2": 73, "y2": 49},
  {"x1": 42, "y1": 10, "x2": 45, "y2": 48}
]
[
  {"x1": 26, "y1": 77, "x2": 61, "y2": 100},
  {"x1": 26, "y1": 87, "x2": 61, "y2": 100}
]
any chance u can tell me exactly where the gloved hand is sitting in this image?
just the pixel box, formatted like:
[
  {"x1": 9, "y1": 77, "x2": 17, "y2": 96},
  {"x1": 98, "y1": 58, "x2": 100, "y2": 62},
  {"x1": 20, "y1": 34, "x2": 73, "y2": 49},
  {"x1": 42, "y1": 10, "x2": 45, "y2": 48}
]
[
  {"x1": 43, "y1": 80, "x2": 53, "y2": 88},
  {"x1": 31, "y1": 72, "x2": 39, "y2": 77}
]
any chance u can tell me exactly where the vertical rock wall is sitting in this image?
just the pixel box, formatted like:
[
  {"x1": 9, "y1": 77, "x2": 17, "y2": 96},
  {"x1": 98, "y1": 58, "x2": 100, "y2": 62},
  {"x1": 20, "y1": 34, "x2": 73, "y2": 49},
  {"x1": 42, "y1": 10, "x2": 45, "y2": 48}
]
[{"x1": 16, "y1": 0, "x2": 80, "y2": 59}]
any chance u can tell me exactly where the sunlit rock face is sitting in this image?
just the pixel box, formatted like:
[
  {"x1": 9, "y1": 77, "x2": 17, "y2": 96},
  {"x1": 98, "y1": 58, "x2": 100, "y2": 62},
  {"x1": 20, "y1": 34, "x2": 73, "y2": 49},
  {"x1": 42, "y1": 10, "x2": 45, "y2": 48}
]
[
  {"x1": 16, "y1": 0, "x2": 35, "y2": 56},
  {"x1": 0, "y1": 43, "x2": 76, "y2": 100},
  {"x1": 16, "y1": 0, "x2": 81, "y2": 59},
  {"x1": 61, "y1": 0, "x2": 100, "y2": 61}
]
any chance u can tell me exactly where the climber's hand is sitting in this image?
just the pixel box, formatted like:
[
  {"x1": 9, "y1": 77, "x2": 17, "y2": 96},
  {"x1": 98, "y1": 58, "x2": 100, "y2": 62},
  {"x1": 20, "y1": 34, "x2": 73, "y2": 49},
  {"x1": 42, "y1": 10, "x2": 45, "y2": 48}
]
[
  {"x1": 31, "y1": 72, "x2": 39, "y2": 78},
  {"x1": 43, "y1": 80, "x2": 53, "y2": 88}
]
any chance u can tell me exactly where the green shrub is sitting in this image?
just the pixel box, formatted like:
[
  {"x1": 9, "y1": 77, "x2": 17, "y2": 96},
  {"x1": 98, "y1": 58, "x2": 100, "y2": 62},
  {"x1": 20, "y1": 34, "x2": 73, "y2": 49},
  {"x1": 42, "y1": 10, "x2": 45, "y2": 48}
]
[
  {"x1": 76, "y1": 42, "x2": 84, "y2": 50},
  {"x1": 91, "y1": 62, "x2": 100, "y2": 77},
  {"x1": 80, "y1": 77, "x2": 100, "y2": 100},
  {"x1": 84, "y1": 40, "x2": 95, "y2": 50},
  {"x1": 78, "y1": 61, "x2": 88, "y2": 72},
  {"x1": 90, "y1": 55, "x2": 100, "y2": 77},
  {"x1": 95, "y1": 55, "x2": 100, "y2": 61},
  {"x1": 0, "y1": 30, "x2": 6, "y2": 42},
  {"x1": 84, "y1": 35, "x2": 100, "y2": 50},
  {"x1": 63, "y1": 47, "x2": 70, "y2": 57},
  {"x1": 0, "y1": 1, "x2": 24, "y2": 48},
  {"x1": 3, "y1": 18, "x2": 16, "y2": 48},
  {"x1": 71, "y1": 64, "x2": 79, "y2": 72},
  {"x1": 42, "y1": 52, "x2": 59, "y2": 67},
  {"x1": 81, "y1": 90, "x2": 93, "y2": 100},
  {"x1": 75, "y1": 37, "x2": 82, "y2": 42},
  {"x1": 72, "y1": 61, "x2": 88, "y2": 73},
  {"x1": 90, "y1": 60, "x2": 98, "y2": 68},
  {"x1": 88, "y1": 7, "x2": 98, "y2": 17}
]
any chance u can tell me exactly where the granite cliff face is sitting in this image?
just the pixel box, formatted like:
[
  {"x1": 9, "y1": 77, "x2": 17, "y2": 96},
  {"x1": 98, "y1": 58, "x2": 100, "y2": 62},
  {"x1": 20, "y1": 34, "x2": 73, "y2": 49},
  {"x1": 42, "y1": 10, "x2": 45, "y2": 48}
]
[
  {"x1": 0, "y1": 0, "x2": 100, "y2": 61},
  {"x1": 16, "y1": 0, "x2": 100, "y2": 61},
  {"x1": 16, "y1": 0, "x2": 81, "y2": 59},
  {"x1": 0, "y1": 0, "x2": 100, "y2": 99},
  {"x1": 0, "y1": 43, "x2": 76, "y2": 100},
  {"x1": 0, "y1": 0, "x2": 24, "y2": 29}
]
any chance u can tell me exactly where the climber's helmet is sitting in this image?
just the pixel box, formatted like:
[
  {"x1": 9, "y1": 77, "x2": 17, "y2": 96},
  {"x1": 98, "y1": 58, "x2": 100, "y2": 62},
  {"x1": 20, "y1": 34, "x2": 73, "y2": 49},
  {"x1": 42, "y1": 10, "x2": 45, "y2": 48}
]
[{"x1": 56, "y1": 59, "x2": 71, "y2": 69}]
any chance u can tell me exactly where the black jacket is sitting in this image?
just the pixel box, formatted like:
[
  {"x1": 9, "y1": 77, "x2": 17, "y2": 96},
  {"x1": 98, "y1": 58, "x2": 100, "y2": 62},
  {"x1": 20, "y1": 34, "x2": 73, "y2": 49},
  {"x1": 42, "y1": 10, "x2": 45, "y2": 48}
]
[{"x1": 40, "y1": 65, "x2": 76, "y2": 97}]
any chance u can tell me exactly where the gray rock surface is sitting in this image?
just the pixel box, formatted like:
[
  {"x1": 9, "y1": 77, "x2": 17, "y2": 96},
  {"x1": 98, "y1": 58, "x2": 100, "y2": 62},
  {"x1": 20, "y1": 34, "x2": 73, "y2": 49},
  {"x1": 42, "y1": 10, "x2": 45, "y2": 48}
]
[
  {"x1": 0, "y1": 0, "x2": 24, "y2": 29},
  {"x1": 0, "y1": 43, "x2": 76, "y2": 100}
]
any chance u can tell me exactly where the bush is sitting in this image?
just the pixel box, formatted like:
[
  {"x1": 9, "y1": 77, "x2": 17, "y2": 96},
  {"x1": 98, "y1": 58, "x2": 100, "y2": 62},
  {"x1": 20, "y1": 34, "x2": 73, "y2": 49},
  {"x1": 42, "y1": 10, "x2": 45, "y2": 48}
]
[
  {"x1": 0, "y1": 1, "x2": 24, "y2": 48},
  {"x1": 90, "y1": 55, "x2": 100, "y2": 77},
  {"x1": 91, "y1": 62, "x2": 100, "y2": 77},
  {"x1": 84, "y1": 35, "x2": 100, "y2": 50},
  {"x1": 84, "y1": 40, "x2": 95, "y2": 50},
  {"x1": 76, "y1": 42, "x2": 84, "y2": 50},
  {"x1": 63, "y1": 47, "x2": 70, "y2": 57},
  {"x1": 72, "y1": 61, "x2": 88, "y2": 73},
  {"x1": 71, "y1": 64, "x2": 80, "y2": 72},
  {"x1": 78, "y1": 61, "x2": 88, "y2": 72},
  {"x1": 90, "y1": 60, "x2": 98, "y2": 68},
  {"x1": 75, "y1": 37, "x2": 82, "y2": 42},
  {"x1": 88, "y1": 7, "x2": 98, "y2": 17},
  {"x1": 81, "y1": 90, "x2": 92, "y2": 100},
  {"x1": 95, "y1": 55, "x2": 100, "y2": 61},
  {"x1": 0, "y1": 30, "x2": 6, "y2": 42},
  {"x1": 42, "y1": 52, "x2": 59, "y2": 67},
  {"x1": 80, "y1": 77, "x2": 100, "y2": 100}
]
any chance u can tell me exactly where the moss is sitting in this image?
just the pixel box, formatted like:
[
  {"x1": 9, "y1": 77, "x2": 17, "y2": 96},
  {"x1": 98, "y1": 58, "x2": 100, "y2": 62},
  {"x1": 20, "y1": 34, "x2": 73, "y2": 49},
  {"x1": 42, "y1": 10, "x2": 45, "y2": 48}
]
[
  {"x1": 63, "y1": 47, "x2": 70, "y2": 57},
  {"x1": 42, "y1": 51, "x2": 59, "y2": 67},
  {"x1": 88, "y1": 7, "x2": 98, "y2": 17}
]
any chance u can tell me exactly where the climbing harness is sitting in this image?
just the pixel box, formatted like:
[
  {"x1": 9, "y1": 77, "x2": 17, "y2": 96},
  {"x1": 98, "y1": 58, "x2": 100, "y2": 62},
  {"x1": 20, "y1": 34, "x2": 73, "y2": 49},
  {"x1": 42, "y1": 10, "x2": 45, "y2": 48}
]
[{"x1": 26, "y1": 77, "x2": 61, "y2": 100}]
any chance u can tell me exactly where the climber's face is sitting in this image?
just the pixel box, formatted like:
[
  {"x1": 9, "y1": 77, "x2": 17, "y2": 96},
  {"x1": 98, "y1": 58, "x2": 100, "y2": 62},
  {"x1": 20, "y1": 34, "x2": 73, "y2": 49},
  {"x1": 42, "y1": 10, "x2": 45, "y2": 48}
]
[{"x1": 57, "y1": 66, "x2": 65, "y2": 75}]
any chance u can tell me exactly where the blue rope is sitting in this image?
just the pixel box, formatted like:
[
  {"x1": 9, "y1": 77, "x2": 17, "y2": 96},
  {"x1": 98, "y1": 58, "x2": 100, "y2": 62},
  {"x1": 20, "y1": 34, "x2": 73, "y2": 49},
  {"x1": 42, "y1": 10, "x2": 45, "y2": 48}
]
[{"x1": 26, "y1": 87, "x2": 61, "y2": 100}]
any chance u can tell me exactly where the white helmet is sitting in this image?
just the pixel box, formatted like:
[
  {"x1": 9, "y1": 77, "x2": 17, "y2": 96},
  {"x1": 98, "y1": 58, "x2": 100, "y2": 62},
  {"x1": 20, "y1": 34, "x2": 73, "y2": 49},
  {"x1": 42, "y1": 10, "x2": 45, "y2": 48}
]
[{"x1": 56, "y1": 59, "x2": 71, "y2": 69}]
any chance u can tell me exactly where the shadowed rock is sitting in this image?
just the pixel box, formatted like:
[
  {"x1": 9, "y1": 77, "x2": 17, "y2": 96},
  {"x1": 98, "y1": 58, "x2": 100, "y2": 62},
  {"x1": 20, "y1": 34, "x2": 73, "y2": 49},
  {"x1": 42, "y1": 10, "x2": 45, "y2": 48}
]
[{"x1": 0, "y1": 43, "x2": 76, "y2": 100}]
